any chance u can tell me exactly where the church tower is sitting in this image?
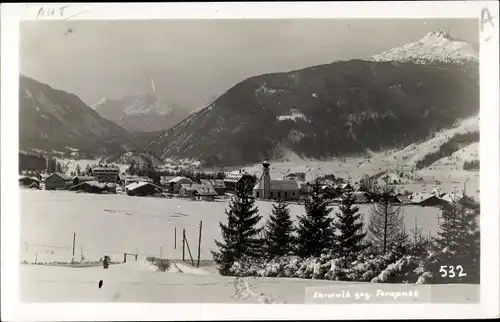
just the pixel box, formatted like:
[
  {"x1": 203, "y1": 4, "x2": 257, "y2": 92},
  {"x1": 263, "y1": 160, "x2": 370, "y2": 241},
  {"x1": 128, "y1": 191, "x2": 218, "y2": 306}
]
[{"x1": 262, "y1": 160, "x2": 271, "y2": 199}]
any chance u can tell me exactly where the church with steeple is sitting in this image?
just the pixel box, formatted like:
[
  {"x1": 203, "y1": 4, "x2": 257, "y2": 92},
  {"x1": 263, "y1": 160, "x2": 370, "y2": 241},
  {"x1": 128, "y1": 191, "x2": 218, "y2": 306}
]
[{"x1": 252, "y1": 160, "x2": 299, "y2": 200}]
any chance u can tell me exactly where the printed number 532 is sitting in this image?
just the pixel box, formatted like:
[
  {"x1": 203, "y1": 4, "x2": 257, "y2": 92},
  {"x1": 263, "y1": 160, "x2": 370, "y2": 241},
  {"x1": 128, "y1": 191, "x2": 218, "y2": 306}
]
[{"x1": 439, "y1": 265, "x2": 467, "y2": 278}]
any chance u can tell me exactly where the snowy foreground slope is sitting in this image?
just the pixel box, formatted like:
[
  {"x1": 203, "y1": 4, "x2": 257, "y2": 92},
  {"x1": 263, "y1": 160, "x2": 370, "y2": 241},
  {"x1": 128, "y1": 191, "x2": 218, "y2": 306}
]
[
  {"x1": 20, "y1": 263, "x2": 479, "y2": 303},
  {"x1": 20, "y1": 262, "x2": 350, "y2": 303}
]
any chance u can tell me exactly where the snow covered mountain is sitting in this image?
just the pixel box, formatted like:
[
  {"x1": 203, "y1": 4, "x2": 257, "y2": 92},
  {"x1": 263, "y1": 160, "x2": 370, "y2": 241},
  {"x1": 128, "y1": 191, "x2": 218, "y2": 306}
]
[
  {"x1": 19, "y1": 75, "x2": 131, "y2": 154},
  {"x1": 372, "y1": 30, "x2": 478, "y2": 64},
  {"x1": 145, "y1": 59, "x2": 478, "y2": 167},
  {"x1": 93, "y1": 94, "x2": 192, "y2": 132}
]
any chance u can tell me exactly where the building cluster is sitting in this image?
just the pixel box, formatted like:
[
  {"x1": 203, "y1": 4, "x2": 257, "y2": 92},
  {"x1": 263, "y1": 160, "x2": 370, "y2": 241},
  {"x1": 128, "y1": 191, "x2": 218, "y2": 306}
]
[
  {"x1": 19, "y1": 163, "x2": 228, "y2": 202},
  {"x1": 19, "y1": 160, "x2": 465, "y2": 208}
]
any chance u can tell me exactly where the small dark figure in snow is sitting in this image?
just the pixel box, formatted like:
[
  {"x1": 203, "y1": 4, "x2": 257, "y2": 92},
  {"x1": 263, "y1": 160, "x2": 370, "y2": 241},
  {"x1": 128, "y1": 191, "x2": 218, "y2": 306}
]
[{"x1": 103, "y1": 255, "x2": 110, "y2": 269}]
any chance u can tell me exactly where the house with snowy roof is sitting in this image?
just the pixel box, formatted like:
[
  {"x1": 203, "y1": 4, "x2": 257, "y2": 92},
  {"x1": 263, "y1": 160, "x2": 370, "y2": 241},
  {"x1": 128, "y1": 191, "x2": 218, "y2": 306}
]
[
  {"x1": 253, "y1": 160, "x2": 299, "y2": 200},
  {"x1": 179, "y1": 183, "x2": 218, "y2": 201},
  {"x1": 125, "y1": 181, "x2": 163, "y2": 197},
  {"x1": 200, "y1": 179, "x2": 226, "y2": 195},
  {"x1": 168, "y1": 176, "x2": 193, "y2": 193},
  {"x1": 45, "y1": 173, "x2": 73, "y2": 190},
  {"x1": 72, "y1": 175, "x2": 95, "y2": 186},
  {"x1": 223, "y1": 170, "x2": 255, "y2": 193}
]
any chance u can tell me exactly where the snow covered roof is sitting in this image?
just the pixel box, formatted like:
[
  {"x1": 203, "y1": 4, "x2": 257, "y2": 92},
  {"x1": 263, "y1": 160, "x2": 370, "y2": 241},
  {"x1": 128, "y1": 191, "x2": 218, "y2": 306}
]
[
  {"x1": 85, "y1": 181, "x2": 106, "y2": 189},
  {"x1": 125, "y1": 176, "x2": 152, "y2": 182},
  {"x1": 200, "y1": 179, "x2": 226, "y2": 188},
  {"x1": 169, "y1": 176, "x2": 192, "y2": 183},
  {"x1": 125, "y1": 181, "x2": 162, "y2": 191},
  {"x1": 395, "y1": 195, "x2": 412, "y2": 204},
  {"x1": 253, "y1": 180, "x2": 299, "y2": 191},
  {"x1": 192, "y1": 184, "x2": 218, "y2": 196},
  {"x1": 160, "y1": 176, "x2": 177, "y2": 182},
  {"x1": 180, "y1": 184, "x2": 217, "y2": 196},
  {"x1": 73, "y1": 176, "x2": 95, "y2": 181},
  {"x1": 224, "y1": 173, "x2": 251, "y2": 183},
  {"x1": 70, "y1": 180, "x2": 106, "y2": 190},
  {"x1": 439, "y1": 193, "x2": 464, "y2": 204},
  {"x1": 19, "y1": 175, "x2": 40, "y2": 182},
  {"x1": 409, "y1": 193, "x2": 435, "y2": 203},
  {"x1": 48, "y1": 173, "x2": 73, "y2": 181},
  {"x1": 180, "y1": 184, "x2": 196, "y2": 191}
]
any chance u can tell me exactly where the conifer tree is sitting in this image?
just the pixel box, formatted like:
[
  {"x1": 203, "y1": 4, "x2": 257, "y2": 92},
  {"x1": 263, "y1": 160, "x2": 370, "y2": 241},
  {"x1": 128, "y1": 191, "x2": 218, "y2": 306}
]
[
  {"x1": 296, "y1": 179, "x2": 335, "y2": 257},
  {"x1": 211, "y1": 181, "x2": 264, "y2": 275},
  {"x1": 432, "y1": 195, "x2": 480, "y2": 283},
  {"x1": 264, "y1": 199, "x2": 295, "y2": 258},
  {"x1": 333, "y1": 189, "x2": 367, "y2": 260},
  {"x1": 76, "y1": 164, "x2": 81, "y2": 176},
  {"x1": 367, "y1": 176, "x2": 404, "y2": 254},
  {"x1": 56, "y1": 162, "x2": 63, "y2": 173}
]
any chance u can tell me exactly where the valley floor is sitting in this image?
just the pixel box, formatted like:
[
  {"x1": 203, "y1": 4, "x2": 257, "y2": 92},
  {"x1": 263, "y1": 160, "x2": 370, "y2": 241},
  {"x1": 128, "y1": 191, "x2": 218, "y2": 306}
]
[{"x1": 21, "y1": 190, "x2": 446, "y2": 265}]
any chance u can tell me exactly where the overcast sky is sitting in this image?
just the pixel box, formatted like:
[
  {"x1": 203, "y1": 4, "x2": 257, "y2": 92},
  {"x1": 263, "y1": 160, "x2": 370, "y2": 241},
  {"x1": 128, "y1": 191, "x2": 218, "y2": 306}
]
[{"x1": 20, "y1": 19, "x2": 478, "y2": 109}]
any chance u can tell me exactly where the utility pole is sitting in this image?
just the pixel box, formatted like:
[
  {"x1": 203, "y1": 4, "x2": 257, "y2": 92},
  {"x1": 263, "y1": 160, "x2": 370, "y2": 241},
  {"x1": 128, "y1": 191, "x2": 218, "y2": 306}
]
[
  {"x1": 72, "y1": 233, "x2": 76, "y2": 257},
  {"x1": 182, "y1": 229, "x2": 186, "y2": 261},
  {"x1": 197, "y1": 221, "x2": 203, "y2": 268}
]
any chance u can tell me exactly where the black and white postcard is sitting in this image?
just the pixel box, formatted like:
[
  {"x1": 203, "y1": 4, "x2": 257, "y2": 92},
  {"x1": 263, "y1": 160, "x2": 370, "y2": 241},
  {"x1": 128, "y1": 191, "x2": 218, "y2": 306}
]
[{"x1": 1, "y1": 2, "x2": 499, "y2": 321}]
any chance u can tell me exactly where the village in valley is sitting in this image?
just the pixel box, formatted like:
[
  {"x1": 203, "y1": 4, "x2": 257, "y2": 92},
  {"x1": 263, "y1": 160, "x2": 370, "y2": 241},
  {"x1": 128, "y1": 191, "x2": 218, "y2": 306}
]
[{"x1": 19, "y1": 155, "x2": 470, "y2": 209}]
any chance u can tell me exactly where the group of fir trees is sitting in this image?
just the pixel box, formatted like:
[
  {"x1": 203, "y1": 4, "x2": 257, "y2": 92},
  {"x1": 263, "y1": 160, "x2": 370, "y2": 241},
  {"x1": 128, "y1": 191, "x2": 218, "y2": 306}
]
[
  {"x1": 46, "y1": 155, "x2": 65, "y2": 174},
  {"x1": 211, "y1": 176, "x2": 480, "y2": 284},
  {"x1": 211, "y1": 178, "x2": 369, "y2": 274}
]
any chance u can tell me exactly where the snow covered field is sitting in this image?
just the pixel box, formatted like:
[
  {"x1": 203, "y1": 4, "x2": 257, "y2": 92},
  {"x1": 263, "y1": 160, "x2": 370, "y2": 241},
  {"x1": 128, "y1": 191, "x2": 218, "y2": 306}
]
[
  {"x1": 20, "y1": 263, "x2": 479, "y2": 303},
  {"x1": 20, "y1": 263, "x2": 352, "y2": 303},
  {"x1": 21, "y1": 190, "x2": 444, "y2": 265}
]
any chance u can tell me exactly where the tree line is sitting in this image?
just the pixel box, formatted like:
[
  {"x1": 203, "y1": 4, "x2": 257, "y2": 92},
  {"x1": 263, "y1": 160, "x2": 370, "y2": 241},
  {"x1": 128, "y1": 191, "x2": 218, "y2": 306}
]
[
  {"x1": 463, "y1": 160, "x2": 479, "y2": 171},
  {"x1": 415, "y1": 131, "x2": 479, "y2": 169}
]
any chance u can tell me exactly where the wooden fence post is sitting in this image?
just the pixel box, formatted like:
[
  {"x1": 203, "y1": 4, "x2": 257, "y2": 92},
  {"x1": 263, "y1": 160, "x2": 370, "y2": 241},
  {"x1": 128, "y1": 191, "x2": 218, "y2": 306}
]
[
  {"x1": 174, "y1": 227, "x2": 177, "y2": 250},
  {"x1": 123, "y1": 253, "x2": 127, "y2": 263},
  {"x1": 182, "y1": 229, "x2": 186, "y2": 261},
  {"x1": 197, "y1": 221, "x2": 203, "y2": 268},
  {"x1": 72, "y1": 233, "x2": 76, "y2": 257}
]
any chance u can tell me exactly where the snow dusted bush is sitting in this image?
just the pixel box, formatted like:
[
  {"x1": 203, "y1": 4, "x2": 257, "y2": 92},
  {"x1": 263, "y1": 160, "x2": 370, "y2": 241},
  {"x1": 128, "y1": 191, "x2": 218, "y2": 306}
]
[
  {"x1": 146, "y1": 257, "x2": 171, "y2": 272},
  {"x1": 370, "y1": 255, "x2": 420, "y2": 284},
  {"x1": 344, "y1": 252, "x2": 397, "y2": 282},
  {"x1": 230, "y1": 251, "x2": 406, "y2": 282},
  {"x1": 230, "y1": 257, "x2": 266, "y2": 277}
]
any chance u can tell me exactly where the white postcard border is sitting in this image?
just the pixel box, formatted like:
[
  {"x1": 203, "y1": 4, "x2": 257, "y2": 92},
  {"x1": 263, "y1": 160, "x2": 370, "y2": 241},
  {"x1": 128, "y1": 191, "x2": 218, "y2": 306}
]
[{"x1": 1, "y1": 1, "x2": 499, "y2": 320}]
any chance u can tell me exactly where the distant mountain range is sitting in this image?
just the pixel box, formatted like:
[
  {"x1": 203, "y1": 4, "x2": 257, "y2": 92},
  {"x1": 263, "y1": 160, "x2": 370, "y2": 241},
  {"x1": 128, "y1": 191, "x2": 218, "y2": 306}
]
[
  {"x1": 92, "y1": 94, "x2": 192, "y2": 132},
  {"x1": 144, "y1": 31, "x2": 479, "y2": 167},
  {"x1": 19, "y1": 75, "x2": 131, "y2": 155},
  {"x1": 19, "y1": 30, "x2": 479, "y2": 168}
]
